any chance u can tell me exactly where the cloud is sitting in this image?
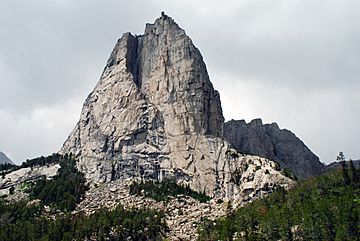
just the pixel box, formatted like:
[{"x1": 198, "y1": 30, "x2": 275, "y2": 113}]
[
  {"x1": 176, "y1": 0, "x2": 360, "y2": 92},
  {"x1": 0, "y1": 0, "x2": 159, "y2": 113},
  {"x1": 0, "y1": 99, "x2": 82, "y2": 164},
  {"x1": 0, "y1": 0, "x2": 359, "y2": 164}
]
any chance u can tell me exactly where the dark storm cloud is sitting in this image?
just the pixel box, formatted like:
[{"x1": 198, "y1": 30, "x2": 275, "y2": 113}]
[{"x1": 0, "y1": 0, "x2": 359, "y2": 164}]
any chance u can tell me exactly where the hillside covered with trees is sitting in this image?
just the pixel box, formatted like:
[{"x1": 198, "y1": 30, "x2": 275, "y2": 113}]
[
  {"x1": 0, "y1": 199, "x2": 167, "y2": 241},
  {"x1": 0, "y1": 154, "x2": 168, "y2": 240},
  {"x1": 198, "y1": 161, "x2": 360, "y2": 241}
]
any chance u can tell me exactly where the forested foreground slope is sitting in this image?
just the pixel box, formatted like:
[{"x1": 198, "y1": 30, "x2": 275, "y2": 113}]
[
  {"x1": 198, "y1": 162, "x2": 360, "y2": 241},
  {"x1": 0, "y1": 155, "x2": 167, "y2": 241}
]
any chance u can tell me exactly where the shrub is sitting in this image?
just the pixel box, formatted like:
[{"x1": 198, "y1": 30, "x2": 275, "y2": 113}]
[{"x1": 282, "y1": 168, "x2": 298, "y2": 180}]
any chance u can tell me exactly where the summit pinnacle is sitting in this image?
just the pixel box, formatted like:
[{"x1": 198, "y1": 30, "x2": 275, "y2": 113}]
[{"x1": 61, "y1": 14, "x2": 293, "y2": 199}]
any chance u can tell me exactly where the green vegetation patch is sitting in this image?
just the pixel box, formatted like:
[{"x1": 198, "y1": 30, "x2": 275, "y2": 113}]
[
  {"x1": 282, "y1": 167, "x2": 298, "y2": 181},
  {"x1": 29, "y1": 154, "x2": 88, "y2": 211},
  {"x1": 129, "y1": 180, "x2": 211, "y2": 203},
  {"x1": 21, "y1": 153, "x2": 66, "y2": 168},
  {"x1": 0, "y1": 199, "x2": 167, "y2": 241},
  {"x1": 0, "y1": 163, "x2": 20, "y2": 177},
  {"x1": 198, "y1": 162, "x2": 360, "y2": 241}
]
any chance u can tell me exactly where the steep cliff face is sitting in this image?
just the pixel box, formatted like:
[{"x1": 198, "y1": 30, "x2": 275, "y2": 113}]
[
  {"x1": 61, "y1": 14, "x2": 292, "y2": 198},
  {"x1": 224, "y1": 119, "x2": 324, "y2": 179}
]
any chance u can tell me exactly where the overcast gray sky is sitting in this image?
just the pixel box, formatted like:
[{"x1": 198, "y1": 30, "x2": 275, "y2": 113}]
[{"x1": 0, "y1": 0, "x2": 359, "y2": 164}]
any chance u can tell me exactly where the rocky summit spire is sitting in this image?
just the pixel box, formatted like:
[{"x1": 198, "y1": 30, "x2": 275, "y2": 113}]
[
  {"x1": 61, "y1": 14, "x2": 292, "y2": 199},
  {"x1": 104, "y1": 13, "x2": 224, "y2": 137}
]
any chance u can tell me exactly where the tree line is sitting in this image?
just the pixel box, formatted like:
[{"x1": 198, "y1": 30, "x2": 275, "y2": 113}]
[{"x1": 129, "y1": 179, "x2": 211, "y2": 203}]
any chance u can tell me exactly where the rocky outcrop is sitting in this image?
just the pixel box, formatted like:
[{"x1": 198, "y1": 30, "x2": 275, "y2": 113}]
[
  {"x1": 224, "y1": 119, "x2": 324, "y2": 179},
  {"x1": 0, "y1": 151, "x2": 14, "y2": 165},
  {"x1": 76, "y1": 171, "x2": 292, "y2": 241},
  {"x1": 75, "y1": 179, "x2": 226, "y2": 241},
  {"x1": 61, "y1": 13, "x2": 292, "y2": 199},
  {"x1": 0, "y1": 164, "x2": 60, "y2": 196}
]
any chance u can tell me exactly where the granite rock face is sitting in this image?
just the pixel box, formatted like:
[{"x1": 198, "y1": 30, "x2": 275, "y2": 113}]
[
  {"x1": 0, "y1": 151, "x2": 14, "y2": 165},
  {"x1": 224, "y1": 119, "x2": 324, "y2": 179},
  {"x1": 61, "y1": 14, "x2": 292, "y2": 198},
  {"x1": 0, "y1": 164, "x2": 60, "y2": 197}
]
